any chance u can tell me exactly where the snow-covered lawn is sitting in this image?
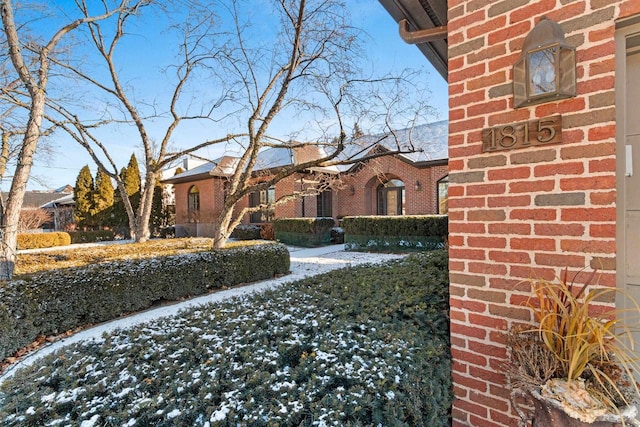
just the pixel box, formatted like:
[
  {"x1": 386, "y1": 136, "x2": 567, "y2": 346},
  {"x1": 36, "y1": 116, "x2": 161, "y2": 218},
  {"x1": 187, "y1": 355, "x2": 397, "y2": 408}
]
[{"x1": 0, "y1": 250, "x2": 451, "y2": 426}]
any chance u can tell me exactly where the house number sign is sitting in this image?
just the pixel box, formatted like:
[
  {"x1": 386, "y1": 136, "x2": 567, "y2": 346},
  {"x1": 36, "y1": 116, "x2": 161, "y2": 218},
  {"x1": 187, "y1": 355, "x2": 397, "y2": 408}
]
[{"x1": 481, "y1": 115, "x2": 562, "y2": 153}]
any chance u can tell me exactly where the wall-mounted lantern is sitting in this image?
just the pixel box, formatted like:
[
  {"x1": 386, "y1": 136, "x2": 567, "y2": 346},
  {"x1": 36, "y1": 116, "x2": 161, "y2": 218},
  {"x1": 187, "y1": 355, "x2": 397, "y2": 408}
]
[
  {"x1": 513, "y1": 17, "x2": 576, "y2": 108},
  {"x1": 415, "y1": 181, "x2": 422, "y2": 192}
]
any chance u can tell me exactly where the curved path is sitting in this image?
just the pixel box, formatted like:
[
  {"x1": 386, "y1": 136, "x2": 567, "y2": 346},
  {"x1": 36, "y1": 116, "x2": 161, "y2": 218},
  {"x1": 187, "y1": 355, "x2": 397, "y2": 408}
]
[{"x1": 0, "y1": 244, "x2": 404, "y2": 384}]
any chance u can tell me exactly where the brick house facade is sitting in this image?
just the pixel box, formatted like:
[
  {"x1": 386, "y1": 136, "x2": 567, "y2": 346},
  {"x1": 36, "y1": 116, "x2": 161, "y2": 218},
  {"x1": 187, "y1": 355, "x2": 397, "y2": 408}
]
[
  {"x1": 380, "y1": 0, "x2": 640, "y2": 426},
  {"x1": 164, "y1": 121, "x2": 448, "y2": 237}
]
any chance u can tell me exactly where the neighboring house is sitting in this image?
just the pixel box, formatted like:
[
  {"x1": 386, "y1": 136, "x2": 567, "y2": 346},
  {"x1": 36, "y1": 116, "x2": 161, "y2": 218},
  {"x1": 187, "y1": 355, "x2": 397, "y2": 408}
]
[
  {"x1": 376, "y1": 1, "x2": 640, "y2": 426},
  {"x1": 2, "y1": 187, "x2": 75, "y2": 231},
  {"x1": 162, "y1": 121, "x2": 449, "y2": 237}
]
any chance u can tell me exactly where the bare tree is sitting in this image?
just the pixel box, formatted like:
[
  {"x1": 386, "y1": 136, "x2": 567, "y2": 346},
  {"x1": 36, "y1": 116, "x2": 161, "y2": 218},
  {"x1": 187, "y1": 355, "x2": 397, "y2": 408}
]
[
  {"x1": 18, "y1": 207, "x2": 52, "y2": 232},
  {"x1": 34, "y1": 0, "x2": 431, "y2": 248},
  {"x1": 0, "y1": 0, "x2": 143, "y2": 279}
]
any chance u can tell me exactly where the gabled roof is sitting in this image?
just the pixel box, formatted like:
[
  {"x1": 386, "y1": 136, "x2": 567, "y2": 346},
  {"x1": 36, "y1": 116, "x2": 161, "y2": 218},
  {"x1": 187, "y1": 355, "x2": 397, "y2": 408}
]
[
  {"x1": 2, "y1": 189, "x2": 74, "y2": 209},
  {"x1": 163, "y1": 120, "x2": 448, "y2": 184},
  {"x1": 377, "y1": 0, "x2": 448, "y2": 80}
]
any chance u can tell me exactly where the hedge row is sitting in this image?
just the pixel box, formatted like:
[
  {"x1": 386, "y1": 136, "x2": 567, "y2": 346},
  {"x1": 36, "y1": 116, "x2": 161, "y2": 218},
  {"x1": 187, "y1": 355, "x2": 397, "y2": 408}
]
[
  {"x1": 17, "y1": 232, "x2": 71, "y2": 250},
  {"x1": 230, "y1": 225, "x2": 262, "y2": 240},
  {"x1": 341, "y1": 215, "x2": 448, "y2": 252},
  {"x1": 68, "y1": 230, "x2": 117, "y2": 244},
  {"x1": 0, "y1": 243, "x2": 290, "y2": 361},
  {"x1": 273, "y1": 218, "x2": 335, "y2": 247}
]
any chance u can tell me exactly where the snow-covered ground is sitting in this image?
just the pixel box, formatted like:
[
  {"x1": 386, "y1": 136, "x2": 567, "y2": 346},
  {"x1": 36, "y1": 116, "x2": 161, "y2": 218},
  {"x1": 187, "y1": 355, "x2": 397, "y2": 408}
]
[{"x1": 0, "y1": 244, "x2": 405, "y2": 385}]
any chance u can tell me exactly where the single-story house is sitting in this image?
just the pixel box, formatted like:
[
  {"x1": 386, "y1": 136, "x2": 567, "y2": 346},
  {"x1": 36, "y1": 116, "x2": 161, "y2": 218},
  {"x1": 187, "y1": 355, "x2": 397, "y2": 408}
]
[
  {"x1": 377, "y1": 0, "x2": 640, "y2": 425},
  {"x1": 162, "y1": 121, "x2": 448, "y2": 237}
]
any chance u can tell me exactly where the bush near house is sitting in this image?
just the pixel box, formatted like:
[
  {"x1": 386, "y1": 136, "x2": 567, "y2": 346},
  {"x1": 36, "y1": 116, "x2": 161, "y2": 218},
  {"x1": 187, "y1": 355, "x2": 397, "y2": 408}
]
[
  {"x1": 230, "y1": 224, "x2": 262, "y2": 240},
  {"x1": 16, "y1": 232, "x2": 71, "y2": 250},
  {"x1": 68, "y1": 230, "x2": 117, "y2": 244},
  {"x1": 342, "y1": 215, "x2": 448, "y2": 252},
  {"x1": 0, "y1": 243, "x2": 290, "y2": 362},
  {"x1": 273, "y1": 217, "x2": 335, "y2": 247}
]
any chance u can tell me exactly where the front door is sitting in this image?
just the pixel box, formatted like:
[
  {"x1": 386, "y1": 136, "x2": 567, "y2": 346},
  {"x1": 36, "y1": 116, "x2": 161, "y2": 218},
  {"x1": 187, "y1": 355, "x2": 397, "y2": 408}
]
[{"x1": 616, "y1": 21, "x2": 640, "y2": 387}]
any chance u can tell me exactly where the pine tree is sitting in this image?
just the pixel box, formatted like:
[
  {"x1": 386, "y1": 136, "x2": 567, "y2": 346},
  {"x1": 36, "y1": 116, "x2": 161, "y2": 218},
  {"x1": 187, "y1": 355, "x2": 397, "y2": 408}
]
[
  {"x1": 122, "y1": 154, "x2": 141, "y2": 212},
  {"x1": 92, "y1": 168, "x2": 115, "y2": 227},
  {"x1": 74, "y1": 165, "x2": 94, "y2": 228}
]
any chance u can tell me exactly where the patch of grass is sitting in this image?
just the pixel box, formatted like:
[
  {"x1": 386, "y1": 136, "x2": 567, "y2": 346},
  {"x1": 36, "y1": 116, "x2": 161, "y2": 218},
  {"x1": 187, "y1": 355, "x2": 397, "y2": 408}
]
[
  {"x1": 0, "y1": 251, "x2": 451, "y2": 426},
  {"x1": 14, "y1": 238, "x2": 259, "y2": 276}
]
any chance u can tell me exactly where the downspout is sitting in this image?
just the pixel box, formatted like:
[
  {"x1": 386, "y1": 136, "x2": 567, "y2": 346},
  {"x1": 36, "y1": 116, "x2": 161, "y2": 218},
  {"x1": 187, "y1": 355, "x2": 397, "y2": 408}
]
[{"x1": 398, "y1": 19, "x2": 447, "y2": 44}]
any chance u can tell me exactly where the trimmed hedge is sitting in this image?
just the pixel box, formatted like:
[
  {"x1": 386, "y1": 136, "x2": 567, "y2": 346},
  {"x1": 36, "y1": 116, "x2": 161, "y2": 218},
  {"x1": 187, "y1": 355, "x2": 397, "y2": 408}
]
[
  {"x1": 17, "y1": 232, "x2": 71, "y2": 250},
  {"x1": 342, "y1": 215, "x2": 448, "y2": 252},
  {"x1": 230, "y1": 224, "x2": 262, "y2": 240},
  {"x1": 69, "y1": 230, "x2": 117, "y2": 244},
  {"x1": 0, "y1": 243, "x2": 290, "y2": 361},
  {"x1": 273, "y1": 217, "x2": 335, "y2": 247}
]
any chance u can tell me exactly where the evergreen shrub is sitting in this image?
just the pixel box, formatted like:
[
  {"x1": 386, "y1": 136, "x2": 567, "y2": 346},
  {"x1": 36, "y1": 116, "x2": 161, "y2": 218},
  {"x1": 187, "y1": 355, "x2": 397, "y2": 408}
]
[
  {"x1": 231, "y1": 224, "x2": 262, "y2": 240},
  {"x1": 273, "y1": 217, "x2": 335, "y2": 247},
  {"x1": 17, "y1": 232, "x2": 72, "y2": 250},
  {"x1": 0, "y1": 243, "x2": 290, "y2": 361},
  {"x1": 342, "y1": 215, "x2": 448, "y2": 252}
]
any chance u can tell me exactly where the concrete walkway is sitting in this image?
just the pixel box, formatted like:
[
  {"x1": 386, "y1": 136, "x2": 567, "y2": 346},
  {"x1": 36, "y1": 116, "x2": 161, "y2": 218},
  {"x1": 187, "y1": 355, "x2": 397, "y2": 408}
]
[{"x1": 0, "y1": 244, "x2": 404, "y2": 383}]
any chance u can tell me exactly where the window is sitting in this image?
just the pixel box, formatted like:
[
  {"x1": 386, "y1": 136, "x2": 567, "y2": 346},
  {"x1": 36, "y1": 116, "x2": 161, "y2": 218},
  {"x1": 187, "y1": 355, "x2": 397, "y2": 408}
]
[
  {"x1": 316, "y1": 190, "x2": 333, "y2": 217},
  {"x1": 377, "y1": 179, "x2": 405, "y2": 215},
  {"x1": 250, "y1": 185, "x2": 275, "y2": 223},
  {"x1": 437, "y1": 175, "x2": 449, "y2": 214},
  {"x1": 187, "y1": 185, "x2": 200, "y2": 222}
]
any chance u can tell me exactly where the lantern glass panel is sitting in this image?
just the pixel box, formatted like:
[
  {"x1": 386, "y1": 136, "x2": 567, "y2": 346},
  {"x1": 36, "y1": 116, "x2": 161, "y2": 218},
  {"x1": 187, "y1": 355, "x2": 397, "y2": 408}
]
[{"x1": 528, "y1": 46, "x2": 557, "y2": 96}]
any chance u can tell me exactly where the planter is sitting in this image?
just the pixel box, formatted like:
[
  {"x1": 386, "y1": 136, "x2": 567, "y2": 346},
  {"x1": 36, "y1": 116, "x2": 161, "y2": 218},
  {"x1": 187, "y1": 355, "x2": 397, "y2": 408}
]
[{"x1": 531, "y1": 388, "x2": 639, "y2": 427}]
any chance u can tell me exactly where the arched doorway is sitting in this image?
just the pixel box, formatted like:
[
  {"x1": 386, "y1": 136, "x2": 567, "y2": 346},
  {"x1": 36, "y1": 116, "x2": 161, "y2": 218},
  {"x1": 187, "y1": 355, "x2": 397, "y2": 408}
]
[{"x1": 377, "y1": 179, "x2": 405, "y2": 215}]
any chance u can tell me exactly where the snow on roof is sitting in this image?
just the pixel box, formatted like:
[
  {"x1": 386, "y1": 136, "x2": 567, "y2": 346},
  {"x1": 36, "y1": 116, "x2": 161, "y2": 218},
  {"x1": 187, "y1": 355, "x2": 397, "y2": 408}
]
[{"x1": 165, "y1": 120, "x2": 448, "y2": 182}]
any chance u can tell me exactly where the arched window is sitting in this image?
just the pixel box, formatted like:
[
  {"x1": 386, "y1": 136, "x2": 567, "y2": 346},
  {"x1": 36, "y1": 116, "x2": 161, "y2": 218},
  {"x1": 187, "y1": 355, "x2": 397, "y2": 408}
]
[
  {"x1": 437, "y1": 175, "x2": 449, "y2": 214},
  {"x1": 377, "y1": 179, "x2": 405, "y2": 215},
  {"x1": 187, "y1": 185, "x2": 200, "y2": 222}
]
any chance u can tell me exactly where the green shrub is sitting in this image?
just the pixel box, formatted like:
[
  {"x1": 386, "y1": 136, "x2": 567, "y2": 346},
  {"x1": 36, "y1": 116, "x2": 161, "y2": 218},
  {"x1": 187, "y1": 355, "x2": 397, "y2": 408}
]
[
  {"x1": 342, "y1": 215, "x2": 448, "y2": 252},
  {"x1": 0, "y1": 243, "x2": 290, "y2": 361},
  {"x1": 68, "y1": 230, "x2": 116, "y2": 244},
  {"x1": 230, "y1": 224, "x2": 262, "y2": 240},
  {"x1": 16, "y1": 232, "x2": 72, "y2": 250},
  {"x1": 273, "y1": 217, "x2": 335, "y2": 247},
  {"x1": 0, "y1": 250, "x2": 451, "y2": 426}
]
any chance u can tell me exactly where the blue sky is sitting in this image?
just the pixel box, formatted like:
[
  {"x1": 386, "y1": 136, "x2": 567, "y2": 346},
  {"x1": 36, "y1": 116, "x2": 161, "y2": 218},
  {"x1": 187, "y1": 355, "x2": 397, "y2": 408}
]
[{"x1": 22, "y1": 0, "x2": 448, "y2": 191}]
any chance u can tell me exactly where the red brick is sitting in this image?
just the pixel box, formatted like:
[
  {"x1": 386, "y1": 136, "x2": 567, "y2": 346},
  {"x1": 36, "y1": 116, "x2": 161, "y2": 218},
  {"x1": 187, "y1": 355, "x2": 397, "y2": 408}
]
[
  {"x1": 450, "y1": 247, "x2": 487, "y2": 261},
  {"x1": 468, "y1": 340, "x2": 508, "y2": 358},
  {"x1": 468, "y1": 262, "x2": 508, "y2": 277},
  {"x1": 468, "y1": 99, "x2": 508, "y2": 117},
  {"x1": 561, "y1": 142, "x2": 615, "y2": 159},
  {"x1": 534, "y1": 223, "x2": 585, "y2": 236},
  {"x1": 450, "y1": 90, "x2": 487, "y2": 108},
  {"x1": 589, "y1": 26, "x2": 614, "y2": 43},
  {"x1": 468, "y1": 365, "x2": 506, "y2": 385},
  {"x1": 452, "y1": 348, "x2": 488, "y2": 367},
  {"x1": 510, "y1": 208, "x2": 556, "y2": 221},
  {"x1": 468, "y1": 236, "x2": 507, "y2": 249},
  {"x1": 561, "y1": 207, "x2": 616, "y2": 222},
  {"x1": 590, "y1": 58, "x2": 616, "y2": 76},
  {"x1": 455, "y1": 395, "x2": 489, "y2": 418},
  {"x1": 488, "y1": 109, "x2": 532, "y2": 127},
  {"x1": 451, "y1": 297, "x2": 488, "y2": 314},
  {"x1": 588, "y1": 124, "x2": 616, "y2": 141},
  {"x1": 467, "y1": 72, "x2": 508, "y2": 92},
  {"x1": 577, "y1": 75, "x2": 615, "y2": 95},
  {"x1": 469, "y1": 415, "x2": 506, "y2": 427},
  {"x1": 511, "y1": 237, "x2": 556, "y2": 251},
  {"x1": 468, "y1": 15, "x2": 507, "y2": 39},
  {"x1": 509, "y1": 265, "x2": 557, "y2": 281},
  {"x1": 535, "y1": 252, "x2": 587, "y2": 268},
  {"x1": 468, "y1": 313, "x2": 508, "y2": 330},
  {"x1": 560, "y1": 175, "x2": 616, "y2": 191},
  {"x1": 509, "y1": 0, "x2": 557, "y2": 22},
  {"x1": 453, "y1": 371, "x2": 489, "y2": 394},
  {"x1": 578, "y1": 40, "x2": 615, "y2": 63},
  {"x1": 449, "y1": 222, "x2": 486, "y2": 234},
  {"x1": 589, "y1": 158, "x2": 616, "y2": 173},
  {"x1": 509, "y1": 180, "x2": 555, "y2": 193},
  {"x1": 590, "y1": 224, "x2": 615, "y2": 238},
  {"x1": 488, "y1": 250, "x2": 531, "y2": 264},
  {"x1": 449, "y1": 196, "x2": 486, "y2": 209},
  {"x1": 488, "y1": 166, "x2": 530, "y2": 181},
  {"x1": 488, "y1": 21, "x2": 531, "y2": 45},
  {"x1": 563, "y1": 128, "x2": 586, "y2": 144},
  {"x1": 469, "y1": 390, "x2": 510, "y2": 412},
  {"x1": 621, "y1": 0, "x2": 640, "y2": 17},
  {"x1": 450, "y1": 117, "x2": 487, "y2": 134},
  {"x1": 489, "y1": 52, "x2": 521, "y2": 73},
  {"x1": 534, "y1": 162, "x2": 584, "y2": 177},
  {"x1": 450, "y1": 63, "x2": 487, "y2": 84},
  {"x1": 534, "y1": 97, "x2": 587, "y2": 117},
  {"x1": 467, "y1": 183, "x2": 506, "y2": 196},
  {"x1": 451, "y1": 322, "x2": 488, "y2": 340},
  {"x1": 488, "y1": 303, "x2": 532, "y2": 321},
  {"x1": 561, "y1": 239, "x2": 615, "y2": 254},
  {"x1": 487, "y1": 196, "x2": 531, "y2": 208},
  {"x1": 546, "y1": 1, "x2": 587, "y2": 21},
  {"x1": 487, "y1": 222, "x2": 531, "y2": 234}
]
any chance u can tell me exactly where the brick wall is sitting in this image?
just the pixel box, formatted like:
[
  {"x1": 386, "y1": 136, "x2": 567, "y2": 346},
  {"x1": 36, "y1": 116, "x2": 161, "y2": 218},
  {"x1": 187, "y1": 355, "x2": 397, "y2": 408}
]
[
  {"x1": 447, "y1": 1, "x2": 640, "y2": 426},
  {"x1": 335, "y1": 156, "x2": 448, "y2": 217}
]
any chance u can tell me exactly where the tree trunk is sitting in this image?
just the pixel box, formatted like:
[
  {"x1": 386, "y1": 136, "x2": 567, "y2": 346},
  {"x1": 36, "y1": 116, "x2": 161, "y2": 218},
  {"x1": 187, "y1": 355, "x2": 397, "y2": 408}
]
[{"x1": 213, "y1": 207, "x2": 235, "y2": 249}]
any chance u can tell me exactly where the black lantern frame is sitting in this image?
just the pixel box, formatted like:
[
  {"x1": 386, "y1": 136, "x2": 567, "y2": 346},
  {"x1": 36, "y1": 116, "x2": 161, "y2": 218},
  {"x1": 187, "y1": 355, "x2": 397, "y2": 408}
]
[{"x1": 513, "y1": 17, "x2": 576, "y2": 108}]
